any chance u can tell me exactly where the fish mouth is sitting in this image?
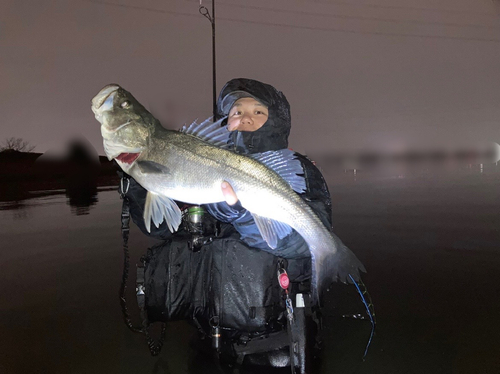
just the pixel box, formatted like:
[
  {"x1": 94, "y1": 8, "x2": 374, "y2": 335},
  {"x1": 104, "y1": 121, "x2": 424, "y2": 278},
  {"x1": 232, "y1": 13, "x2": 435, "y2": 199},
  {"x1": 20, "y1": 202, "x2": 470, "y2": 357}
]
[
  {"x1": 91, "y1": 84, "x2": 120, "y2": 112},
  {"x1": 101, "y1": 120, "x2": 132, "y2": 136},
  {"x1": 115, "y1": 152, "x2": 141, "y2": 164},
  {"x1": 103, "y1": 137, "x2": 144, "y2": 161}
]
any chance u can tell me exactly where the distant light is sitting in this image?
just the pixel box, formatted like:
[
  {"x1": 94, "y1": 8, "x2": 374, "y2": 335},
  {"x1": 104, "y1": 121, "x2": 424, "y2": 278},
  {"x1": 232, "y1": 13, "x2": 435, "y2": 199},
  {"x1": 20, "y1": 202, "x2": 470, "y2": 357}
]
[{"x1": 494, "y1": 143, "x2": 500, "y2": 163}]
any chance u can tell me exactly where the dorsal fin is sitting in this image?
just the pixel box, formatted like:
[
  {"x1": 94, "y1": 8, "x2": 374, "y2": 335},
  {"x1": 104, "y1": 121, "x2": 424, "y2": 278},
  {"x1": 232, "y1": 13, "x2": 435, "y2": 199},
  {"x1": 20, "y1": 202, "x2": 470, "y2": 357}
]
[
  {"x1": 180, "y1": 117, "x2": 230, "y2": 149},
  {"x1": 250, "y1": 149, "x2": 306, "y2": 193}
]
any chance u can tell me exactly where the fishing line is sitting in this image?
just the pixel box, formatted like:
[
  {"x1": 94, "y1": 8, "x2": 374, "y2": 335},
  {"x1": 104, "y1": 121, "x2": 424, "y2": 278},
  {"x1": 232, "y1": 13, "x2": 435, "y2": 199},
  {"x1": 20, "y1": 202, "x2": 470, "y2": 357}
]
[
  {"x1": 83, "y1": 0, "x2": 500, "y2": 43},
  {"x1": 349, "y1": 274, "x2": 376, "y2": 360},
  {"x1": 212, "y1": 1, "x2": 500, "y2": 31},
  {"x1": 294, "y1": 0, "x2": 498, "y2": 17}
]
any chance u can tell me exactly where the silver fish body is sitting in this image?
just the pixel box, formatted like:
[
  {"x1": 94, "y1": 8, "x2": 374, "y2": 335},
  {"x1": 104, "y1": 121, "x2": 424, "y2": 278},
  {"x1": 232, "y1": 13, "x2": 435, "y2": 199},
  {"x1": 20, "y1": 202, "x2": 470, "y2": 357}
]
[{"x1": 91, "y1": 84, "x2": 365, "y2": 301}]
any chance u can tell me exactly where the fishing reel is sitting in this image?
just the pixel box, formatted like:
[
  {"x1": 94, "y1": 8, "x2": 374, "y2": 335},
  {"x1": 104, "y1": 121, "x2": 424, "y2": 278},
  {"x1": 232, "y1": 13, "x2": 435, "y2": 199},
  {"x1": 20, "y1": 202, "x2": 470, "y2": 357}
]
[{"x1": 182, "y1": 205, "x2": 219, "y2": 252}]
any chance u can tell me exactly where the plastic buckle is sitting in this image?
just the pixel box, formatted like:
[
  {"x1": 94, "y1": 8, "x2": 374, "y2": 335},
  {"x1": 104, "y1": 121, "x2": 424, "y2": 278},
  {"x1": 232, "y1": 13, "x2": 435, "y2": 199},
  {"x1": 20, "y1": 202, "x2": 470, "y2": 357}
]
[{"x1": 121, "y1": 209, "x2": 130, "y2": 232}]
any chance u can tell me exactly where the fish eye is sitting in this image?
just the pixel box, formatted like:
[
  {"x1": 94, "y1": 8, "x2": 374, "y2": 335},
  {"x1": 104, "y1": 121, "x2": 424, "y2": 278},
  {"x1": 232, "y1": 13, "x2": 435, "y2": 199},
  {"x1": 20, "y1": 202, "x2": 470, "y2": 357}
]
[{"x1": 120, "y1": 100, "x2": 131, "y2": 109}]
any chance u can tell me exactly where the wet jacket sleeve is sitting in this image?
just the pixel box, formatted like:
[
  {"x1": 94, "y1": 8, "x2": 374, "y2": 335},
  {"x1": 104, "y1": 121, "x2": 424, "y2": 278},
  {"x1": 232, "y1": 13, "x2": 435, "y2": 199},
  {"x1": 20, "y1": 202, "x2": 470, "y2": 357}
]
[
  {"x1": 121, "y1": 174, "x2": 181, "y2": 240},
  {"x1": 205, "y1": 154, "x2": 332, "y2": 259}
]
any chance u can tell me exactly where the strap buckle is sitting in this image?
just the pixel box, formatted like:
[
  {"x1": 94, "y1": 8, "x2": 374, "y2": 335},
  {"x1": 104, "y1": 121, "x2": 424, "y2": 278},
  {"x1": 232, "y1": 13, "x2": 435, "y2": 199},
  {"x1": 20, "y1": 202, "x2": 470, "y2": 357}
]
[{"x1": 121, "y1": 200, "x2": 130, "y2": 232}]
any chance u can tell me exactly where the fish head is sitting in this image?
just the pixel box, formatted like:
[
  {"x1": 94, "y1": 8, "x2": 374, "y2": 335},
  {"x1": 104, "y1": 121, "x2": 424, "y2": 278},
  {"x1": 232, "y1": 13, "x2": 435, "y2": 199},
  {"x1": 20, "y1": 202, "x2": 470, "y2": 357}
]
[{"x1": 91, "y1": 84, "x2": 154, "y2": 171}]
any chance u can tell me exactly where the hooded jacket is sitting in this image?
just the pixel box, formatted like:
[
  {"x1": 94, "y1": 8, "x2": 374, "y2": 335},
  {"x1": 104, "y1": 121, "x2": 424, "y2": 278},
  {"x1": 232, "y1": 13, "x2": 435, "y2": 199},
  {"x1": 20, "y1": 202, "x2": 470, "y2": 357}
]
[
  {"x1": 217, "y1": 78, "x2": 291, "y2": 153},
  {"x1": 205, "y1": 78, "x2": 333, "y2": 259}
]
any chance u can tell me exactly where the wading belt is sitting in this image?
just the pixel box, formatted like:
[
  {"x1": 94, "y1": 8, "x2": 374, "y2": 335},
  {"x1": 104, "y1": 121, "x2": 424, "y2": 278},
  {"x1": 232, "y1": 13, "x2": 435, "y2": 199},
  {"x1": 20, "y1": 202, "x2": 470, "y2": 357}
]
[{"x1": 119, "y1": 176, "x2": 166, "y2": 356}]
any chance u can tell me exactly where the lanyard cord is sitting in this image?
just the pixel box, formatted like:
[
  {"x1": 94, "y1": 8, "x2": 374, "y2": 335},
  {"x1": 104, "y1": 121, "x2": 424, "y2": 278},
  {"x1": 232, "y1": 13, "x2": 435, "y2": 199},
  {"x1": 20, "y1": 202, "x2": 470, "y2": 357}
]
[
  {"x1": 119, "y1": 194, "x2": 142, "y2": 333},
  {"x1": 119, "y1": 178, "x2": 166, "y2": 356}
]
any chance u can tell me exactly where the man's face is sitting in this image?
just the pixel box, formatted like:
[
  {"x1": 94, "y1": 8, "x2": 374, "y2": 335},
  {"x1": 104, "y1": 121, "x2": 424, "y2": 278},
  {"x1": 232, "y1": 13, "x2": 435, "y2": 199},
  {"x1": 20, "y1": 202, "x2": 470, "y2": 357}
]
[{"x1": 227, "y1": 97, "x2": 269, "y2": 132}]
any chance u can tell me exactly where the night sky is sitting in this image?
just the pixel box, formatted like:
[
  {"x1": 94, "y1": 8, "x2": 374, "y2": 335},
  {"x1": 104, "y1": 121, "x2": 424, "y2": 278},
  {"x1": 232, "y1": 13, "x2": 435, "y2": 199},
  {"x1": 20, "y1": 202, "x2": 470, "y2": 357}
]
[{"x1": 2, "y1": 0, "x2": 500, "y2": 157}]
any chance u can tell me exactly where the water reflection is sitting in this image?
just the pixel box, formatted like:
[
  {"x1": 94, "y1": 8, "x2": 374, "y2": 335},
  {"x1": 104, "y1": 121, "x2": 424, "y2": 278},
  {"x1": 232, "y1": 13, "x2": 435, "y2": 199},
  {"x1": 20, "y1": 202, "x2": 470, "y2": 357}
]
[
  {"x1": 44, "y1": 140, "x2": 101, "y2": 215},
  {"x1": 65, "y1": 173, "x2": 99, "y2": 215},
  {"x1": 0, "y1": 176, "x2": 101, "y2": 216},
  {"x1": 0, "y1": 140, "x2": 119, "y2": 215},
  {"x1": 0, "y1": 183, "x2": 30, "y2": 210}
]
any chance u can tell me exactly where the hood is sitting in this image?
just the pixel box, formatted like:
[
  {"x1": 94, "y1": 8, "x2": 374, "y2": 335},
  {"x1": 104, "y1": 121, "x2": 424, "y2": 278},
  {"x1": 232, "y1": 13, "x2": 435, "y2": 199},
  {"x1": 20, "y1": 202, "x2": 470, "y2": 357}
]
[{"x1": 217, "y1": 78, "x2": 291, "y2": 154}]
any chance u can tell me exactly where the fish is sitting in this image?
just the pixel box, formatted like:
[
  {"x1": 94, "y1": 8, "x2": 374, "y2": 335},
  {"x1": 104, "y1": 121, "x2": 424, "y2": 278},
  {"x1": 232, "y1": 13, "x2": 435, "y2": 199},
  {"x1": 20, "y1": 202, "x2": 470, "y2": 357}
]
[{"x1": 91, "y1": 84, "x2": 366, "y2": 302}]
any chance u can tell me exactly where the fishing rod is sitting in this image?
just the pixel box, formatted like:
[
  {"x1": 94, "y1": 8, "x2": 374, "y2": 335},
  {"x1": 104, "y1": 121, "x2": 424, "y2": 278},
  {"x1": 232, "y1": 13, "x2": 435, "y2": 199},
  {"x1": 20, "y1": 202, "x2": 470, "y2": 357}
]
[{"x1": 199, "y1": 0, "x2": 217, "y2": 119}]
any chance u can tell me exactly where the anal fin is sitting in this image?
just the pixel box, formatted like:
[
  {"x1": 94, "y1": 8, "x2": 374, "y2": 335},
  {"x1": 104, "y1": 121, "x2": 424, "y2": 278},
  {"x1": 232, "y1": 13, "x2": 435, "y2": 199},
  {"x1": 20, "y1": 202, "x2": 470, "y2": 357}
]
[{"x1": 251, "y1": 213, "x2": 293, "y2": 249}]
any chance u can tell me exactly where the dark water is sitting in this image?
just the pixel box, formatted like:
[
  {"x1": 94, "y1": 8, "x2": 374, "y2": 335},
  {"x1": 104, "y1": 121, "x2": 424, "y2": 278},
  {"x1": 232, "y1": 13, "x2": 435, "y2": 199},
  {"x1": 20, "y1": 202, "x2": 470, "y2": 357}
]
[{"x1": 1, "y1": 167, "x2": 499, "y2": 374}]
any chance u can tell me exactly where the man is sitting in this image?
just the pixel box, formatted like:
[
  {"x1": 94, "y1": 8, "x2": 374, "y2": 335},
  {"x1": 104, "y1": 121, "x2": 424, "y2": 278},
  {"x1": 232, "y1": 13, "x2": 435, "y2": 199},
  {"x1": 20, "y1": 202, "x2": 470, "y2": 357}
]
[{"x1": 123, "y1": 78, "x2": 333, "y2": 367}]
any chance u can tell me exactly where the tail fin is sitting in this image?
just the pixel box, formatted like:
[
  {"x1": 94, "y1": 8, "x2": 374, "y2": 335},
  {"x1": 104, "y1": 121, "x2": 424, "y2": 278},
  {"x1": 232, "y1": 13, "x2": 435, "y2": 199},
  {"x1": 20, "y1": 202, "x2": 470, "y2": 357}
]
[{"x1": 311, "y1": 233, "x2": 366, "y2": 304}]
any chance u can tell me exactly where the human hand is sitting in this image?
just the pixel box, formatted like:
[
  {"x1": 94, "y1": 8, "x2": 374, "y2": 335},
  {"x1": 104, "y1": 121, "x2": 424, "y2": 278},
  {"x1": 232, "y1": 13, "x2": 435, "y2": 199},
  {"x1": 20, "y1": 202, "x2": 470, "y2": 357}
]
[{"x1": 221, "y1": 181, "x2": 238, "y2": 205}]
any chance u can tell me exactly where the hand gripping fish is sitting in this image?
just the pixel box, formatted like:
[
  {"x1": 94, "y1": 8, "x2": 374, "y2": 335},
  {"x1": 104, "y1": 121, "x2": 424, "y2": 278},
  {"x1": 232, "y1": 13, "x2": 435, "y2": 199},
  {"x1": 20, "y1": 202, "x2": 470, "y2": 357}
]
[{"x1": 91, "y1": 84, "x2": 366, "y2": 302}]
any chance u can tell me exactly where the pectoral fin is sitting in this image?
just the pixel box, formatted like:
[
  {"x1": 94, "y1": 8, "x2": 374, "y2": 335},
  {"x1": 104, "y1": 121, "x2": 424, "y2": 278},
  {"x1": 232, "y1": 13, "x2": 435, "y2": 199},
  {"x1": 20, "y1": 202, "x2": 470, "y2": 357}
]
[
  {"x1": 137, "y1": 161, "x2": 170, "y2": 175},
  {"x1": 251, "y1": 213, "x2": 293, "y2": 249},
  {"x1": 144, "y1": 191, "x2": 182, "y2": 233}
]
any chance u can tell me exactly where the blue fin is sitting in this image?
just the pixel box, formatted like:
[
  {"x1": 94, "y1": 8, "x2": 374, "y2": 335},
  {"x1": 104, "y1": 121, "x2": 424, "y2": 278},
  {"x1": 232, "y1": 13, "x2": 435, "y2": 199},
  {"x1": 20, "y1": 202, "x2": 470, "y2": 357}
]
[
  {"x1": 250, "y1": 149, "x2": 306, "y2": 193},
  {"x1": 143, "y1": 191, "x2": 182, "y2": 233},
  {"x1": 180, "y1": 117, "x2": 230, "y2": 149},
  {"x1": 251, "y1": 212, "x2": 293, "y2": 249}
]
